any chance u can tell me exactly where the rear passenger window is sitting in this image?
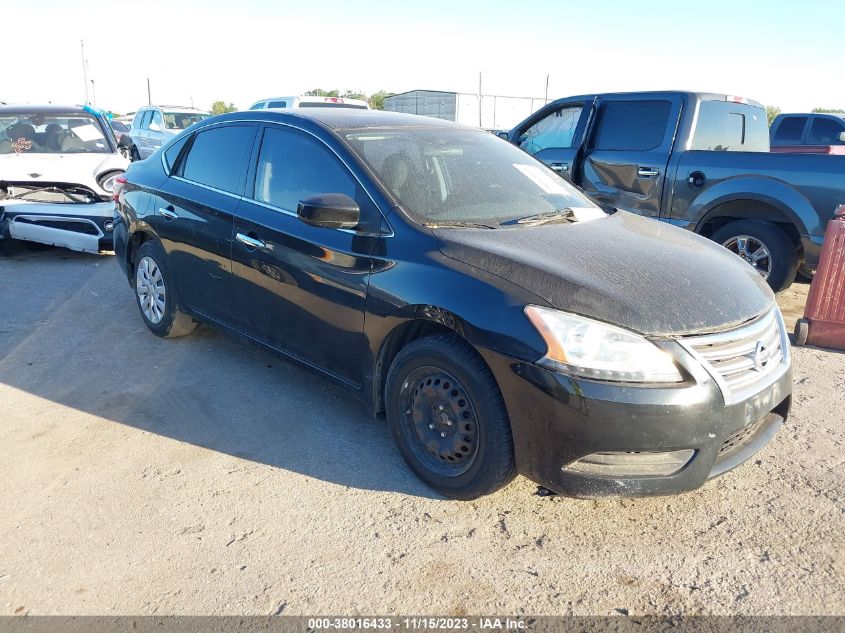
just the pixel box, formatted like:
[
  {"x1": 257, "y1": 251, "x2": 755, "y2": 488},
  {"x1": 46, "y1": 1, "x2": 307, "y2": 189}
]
[
  {"x1": 808, "y1": 118, "x2": 845, "y2": 145},
  {"x1": 773, "y1": 116, "x2": 807, "y2": 143},
  {"x1": 180, "y1": 125, "x2": 256, "y2": 194},
  {"x1": 253, "y1": 127, "x2": 356, "y2": 213},
  {"x1": 591, "y1": 100, "x2": 671, "y2": 151}
]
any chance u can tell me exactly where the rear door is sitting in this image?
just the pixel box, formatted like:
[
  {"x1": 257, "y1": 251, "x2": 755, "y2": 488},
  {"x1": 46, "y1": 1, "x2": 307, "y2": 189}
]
[
  {"x1": 579, "y1": 95, "x2": 682, "y2": 217},
  {"x1": 151, "y1": 122, "x2": 258, "y2": 325},
  {"x1": 509, "y1": 100, "x2": 593, "y2": 182},
  {"x1": 771, "y1": 115, "x2": 809, "y2": 146},
  {"x1": 231, "y1": 124, "x2": 380, "y2": 387}
]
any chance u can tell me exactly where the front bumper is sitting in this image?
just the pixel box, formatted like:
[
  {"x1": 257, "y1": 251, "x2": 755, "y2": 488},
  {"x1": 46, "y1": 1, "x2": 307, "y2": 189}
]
[
  {"x1": 483, "y1": 340, "x2": 792, "y2": 498},
  {"x1": 0, "y1": 200, "x2": 115, "y2": 254}
]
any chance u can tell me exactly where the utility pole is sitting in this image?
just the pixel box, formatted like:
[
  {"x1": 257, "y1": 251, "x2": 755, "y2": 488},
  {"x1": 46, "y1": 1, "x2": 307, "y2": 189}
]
[
  {"x1": 478, "y1": 71, "x2": 482, "y2": 128},
  {"x1": 147, "y1": 78, "x2": 152, "y2": 105},
  {"x1": 80, "y1": 40, "x2": 89, "y2": 105},
  {"x1": 544, "y1": 74, "x2": 549, "y2": 104}
]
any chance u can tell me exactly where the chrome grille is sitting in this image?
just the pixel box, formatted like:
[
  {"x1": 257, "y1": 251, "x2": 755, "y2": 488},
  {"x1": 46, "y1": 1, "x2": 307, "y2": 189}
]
[{"x1": 680, "y1": 307, "x2": 789, "y2": 405}]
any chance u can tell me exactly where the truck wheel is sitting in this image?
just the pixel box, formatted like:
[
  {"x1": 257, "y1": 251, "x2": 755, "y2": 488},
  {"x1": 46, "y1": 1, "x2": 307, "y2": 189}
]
[
  {"x1": 134, "y1": 240, "x2": 196, "y2": 338},
  {"x1": 711, "y1": 220, "x2": 799, "y2": 292},
  {"x1": 385, "y1": 334, "x2": 516, "y2": 500}
]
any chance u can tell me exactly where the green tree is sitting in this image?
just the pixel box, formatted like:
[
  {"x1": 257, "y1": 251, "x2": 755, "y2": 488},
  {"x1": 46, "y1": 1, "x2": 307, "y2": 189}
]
[
  {"x1": 811, "y1": 107, "x2": 845, "y2": 113},
  {"x1": 305, "y1": 88, "x2": 340, "y2": 97},
  {"x1": 765, "y1": 105, "x2": 781, "y2": 127},
  {"x1": 210, "y1": 100, "x2": 237, "y2": 115},
  {"x1": 341, "y1": 90, "x2": 367, "y2": 101},
  {"x1": 368, "y1": 90, "x2": 395, "y2": 111}
]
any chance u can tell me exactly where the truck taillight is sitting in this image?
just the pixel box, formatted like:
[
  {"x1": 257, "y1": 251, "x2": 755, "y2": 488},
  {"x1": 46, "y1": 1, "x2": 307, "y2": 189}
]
[{"x1": 113, "y1": 176, "x2": 127, "y2": 203}]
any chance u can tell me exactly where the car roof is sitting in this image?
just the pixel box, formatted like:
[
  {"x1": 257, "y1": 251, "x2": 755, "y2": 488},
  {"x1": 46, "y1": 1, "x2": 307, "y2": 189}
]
[
  {"x1": 212, "y1": 108, "x2": 465, "y2": 132},
  {"x1": 0, "y1": 104, "x2": 97, "y2": 115},
  {"x1": 547, "y1": 90, "x2": 765, "y2": 110},
  {"x1": 140, "y1": 105, "x2": 208, "y2": 113}
]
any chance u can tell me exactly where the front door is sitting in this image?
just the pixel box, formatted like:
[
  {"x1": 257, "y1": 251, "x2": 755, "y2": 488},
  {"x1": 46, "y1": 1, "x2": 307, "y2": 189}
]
[
  {"x1": 231, "y1": 124, "x2": 380, "y2": 386},
  {"x1": 510, "y1": 102, "x2": 590, "y2": 183},
  {"x1": 578, "y1": 96, "x2": 682, "y2": 217}
]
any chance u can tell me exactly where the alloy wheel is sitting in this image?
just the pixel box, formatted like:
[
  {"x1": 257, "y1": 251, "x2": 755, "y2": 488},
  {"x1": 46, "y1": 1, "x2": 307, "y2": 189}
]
[{"x1": 722, "y1": 234, "x2": 772, "y2": 279}]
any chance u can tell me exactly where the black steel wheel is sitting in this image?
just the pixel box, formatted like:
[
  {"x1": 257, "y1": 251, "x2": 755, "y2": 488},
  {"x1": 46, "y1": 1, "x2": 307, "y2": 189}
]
[{"x1": 385, "y1": 333, "x2": 516, "y2": 499}]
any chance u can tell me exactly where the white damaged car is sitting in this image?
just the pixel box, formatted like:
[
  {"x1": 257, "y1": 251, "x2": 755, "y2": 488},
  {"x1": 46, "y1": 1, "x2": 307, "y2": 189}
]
[{"x1": 0, "y1": 104, "x2": 129, "y2": 254}]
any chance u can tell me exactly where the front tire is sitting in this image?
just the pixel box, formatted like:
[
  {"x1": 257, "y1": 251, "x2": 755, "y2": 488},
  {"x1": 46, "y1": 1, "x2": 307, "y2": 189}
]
[
  {"x1": 385, "y1": 334, "x2": 516, "y2": 500},
  {"x1": 711, "y1": 220, "x2": 799, "y2": 292},
  {"x1": 134, "y1": 240, "x2": 196, "y2": 338}
]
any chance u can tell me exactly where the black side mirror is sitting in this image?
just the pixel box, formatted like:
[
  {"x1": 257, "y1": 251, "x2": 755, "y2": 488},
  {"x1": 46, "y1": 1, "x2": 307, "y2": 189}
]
[{"x1": 297, "y1": 193, "x2": 360, "y2": 229}]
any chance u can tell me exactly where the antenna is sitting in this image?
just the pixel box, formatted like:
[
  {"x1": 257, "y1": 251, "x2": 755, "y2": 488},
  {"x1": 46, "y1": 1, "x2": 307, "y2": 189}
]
[{"x1": 81, "y1": 40, "x2": 89, "y2": 105}]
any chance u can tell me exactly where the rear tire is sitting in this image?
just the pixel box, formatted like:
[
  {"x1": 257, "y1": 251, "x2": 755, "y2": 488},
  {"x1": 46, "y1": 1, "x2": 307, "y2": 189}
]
[
  {"x1": 385, "y1": 333, "x2": 516, "y2": 500},
  {"x1": 711, "y1": 220, "x2": 799, "y2": 292},
  {"x1": 134, "y1": 240, "x2": 196, "y2": 338}
]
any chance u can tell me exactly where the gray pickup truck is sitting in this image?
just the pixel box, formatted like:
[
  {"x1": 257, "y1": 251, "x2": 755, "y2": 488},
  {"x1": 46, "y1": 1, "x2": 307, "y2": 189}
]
[{"x1": 507, "y1": 91, "x2": 845, "y2": 291}]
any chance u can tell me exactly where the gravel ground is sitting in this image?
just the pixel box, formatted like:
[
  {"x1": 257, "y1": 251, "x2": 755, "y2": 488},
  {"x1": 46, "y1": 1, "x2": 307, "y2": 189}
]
[{"x1": 0, "y1": 245, "x2": 842, "y2": 616}]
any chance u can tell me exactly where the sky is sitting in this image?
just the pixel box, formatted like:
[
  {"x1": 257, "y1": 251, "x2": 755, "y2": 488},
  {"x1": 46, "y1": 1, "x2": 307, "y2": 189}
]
[{"x1": 1, "y1": 0, "x2": 842, "y2": 115}]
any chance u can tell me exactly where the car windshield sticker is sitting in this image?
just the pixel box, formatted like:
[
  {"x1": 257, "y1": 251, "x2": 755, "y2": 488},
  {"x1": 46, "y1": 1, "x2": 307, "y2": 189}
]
[
  {"x1": 512, "y1": 163, "x2": 569, "y2": 195},
  {"x1": 12, "y1": 138, "x2": 32, "y2": 155},
  {"x1": 71, "y1": 124, "x2": 102, "y2": 142}
]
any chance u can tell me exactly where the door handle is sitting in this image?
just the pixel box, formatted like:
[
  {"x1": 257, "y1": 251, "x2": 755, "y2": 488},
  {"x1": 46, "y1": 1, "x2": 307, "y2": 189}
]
[
  {"x1": 236, "y1": 232, "x2": 266, "y2": 250},
  {"x1": 550, "y1": 162, "x2": 569, "y2": 173},
  {"x1": 637, "y1": 167, "x2": 660, "y2": 178},
  {"x1": 158, "y1": 206, "x2": 178, "y2": 220}
]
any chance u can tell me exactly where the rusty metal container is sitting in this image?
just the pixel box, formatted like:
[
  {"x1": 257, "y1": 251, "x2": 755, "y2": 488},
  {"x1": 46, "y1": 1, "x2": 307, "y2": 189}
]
[{"x1": 795, "y1": 204, "x2": 845, "y2": 349}]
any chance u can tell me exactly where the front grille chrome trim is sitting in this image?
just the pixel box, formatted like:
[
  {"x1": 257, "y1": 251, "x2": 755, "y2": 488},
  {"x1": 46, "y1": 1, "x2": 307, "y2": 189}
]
[{"x1": 678, "y1": 307, "x2": 790, "y2": 406}]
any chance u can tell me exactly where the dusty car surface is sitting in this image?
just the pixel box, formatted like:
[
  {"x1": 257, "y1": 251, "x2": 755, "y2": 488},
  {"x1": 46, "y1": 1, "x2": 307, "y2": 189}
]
[
  {"x1": 0, "y1": 104, "x2": 129, "y2": 254},
  {"x1": 114, "y1": 109, "x2": 792, "y2": 500}
]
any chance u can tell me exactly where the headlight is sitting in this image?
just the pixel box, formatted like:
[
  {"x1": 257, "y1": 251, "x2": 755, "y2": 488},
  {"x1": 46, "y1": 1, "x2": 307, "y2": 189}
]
[
  {"x1": 524, "y1": 305, "x2": 683, "y2": 383},
  {"x1": 97, "y1": 170, "x2": 124, "y2": 194}
]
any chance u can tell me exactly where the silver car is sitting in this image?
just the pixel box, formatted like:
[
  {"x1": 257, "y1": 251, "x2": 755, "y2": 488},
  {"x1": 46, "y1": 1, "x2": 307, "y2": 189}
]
[{"x1": 131, "y1": 105, "x2": 210, "y2": 159}]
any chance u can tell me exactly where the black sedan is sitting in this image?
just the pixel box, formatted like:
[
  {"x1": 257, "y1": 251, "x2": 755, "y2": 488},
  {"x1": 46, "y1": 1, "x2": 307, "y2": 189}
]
[{"x1": 113, "y1": 109, "x2": 792, "y2": 499}]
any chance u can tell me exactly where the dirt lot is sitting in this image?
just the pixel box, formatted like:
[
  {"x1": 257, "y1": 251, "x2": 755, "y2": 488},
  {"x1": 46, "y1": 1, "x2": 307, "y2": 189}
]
[{"x1": 0, "y1": 245, "x2": 843, "y2": 616}]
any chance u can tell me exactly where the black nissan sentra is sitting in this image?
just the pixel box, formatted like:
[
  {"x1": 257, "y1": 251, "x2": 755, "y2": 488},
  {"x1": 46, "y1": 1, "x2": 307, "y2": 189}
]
[{"x1": 113, "y1": 110, "x2": 792, "y2": 499}]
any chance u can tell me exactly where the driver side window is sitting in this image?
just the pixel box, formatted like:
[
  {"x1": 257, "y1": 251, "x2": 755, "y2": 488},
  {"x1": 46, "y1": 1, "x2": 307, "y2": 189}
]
[{"x1": 518, "y1": 106, "x2": 582, "y2": 155}]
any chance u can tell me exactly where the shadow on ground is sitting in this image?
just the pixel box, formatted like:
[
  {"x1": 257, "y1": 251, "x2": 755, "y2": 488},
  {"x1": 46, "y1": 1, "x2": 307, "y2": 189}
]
[{"x1": 0, "y1": 245, "x2": 439, "y2": 498}]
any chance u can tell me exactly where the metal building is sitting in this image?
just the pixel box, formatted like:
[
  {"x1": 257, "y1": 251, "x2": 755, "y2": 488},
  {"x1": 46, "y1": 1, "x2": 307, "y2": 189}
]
[{"x1": 383, "y1": 90, "x2": 547, "y2": 130}]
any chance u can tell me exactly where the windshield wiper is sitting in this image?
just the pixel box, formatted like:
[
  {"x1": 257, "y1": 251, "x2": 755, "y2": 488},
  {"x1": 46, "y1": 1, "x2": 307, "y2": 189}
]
[
  {"x1": 425, "y1": 221, "x2": 498, "y2": 229},
  {"x1": 501, "y1": 208, "x2": 576, "y2": 226}
]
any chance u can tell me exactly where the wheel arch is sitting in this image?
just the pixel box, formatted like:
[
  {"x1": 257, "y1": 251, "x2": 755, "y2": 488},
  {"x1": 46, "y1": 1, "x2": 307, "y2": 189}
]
[
  {"x1": 371, "y1": 308, "x2": 480, "y2": 418},
  {"x1": 126, "y1": 229, "x2": 157, "y2": 284}
]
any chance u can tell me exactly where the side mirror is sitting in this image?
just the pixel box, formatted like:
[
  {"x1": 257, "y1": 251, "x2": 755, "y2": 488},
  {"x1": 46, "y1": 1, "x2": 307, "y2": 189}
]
[
  {"x1": 839, "y1": 131, "x2": 845, "y2": 143},
  {"x1": 297, "y1": 193, "x2": 360, "y2": 229},
  {"x1": 149, "y1": 122, "x2": 161, "y2": 132}
]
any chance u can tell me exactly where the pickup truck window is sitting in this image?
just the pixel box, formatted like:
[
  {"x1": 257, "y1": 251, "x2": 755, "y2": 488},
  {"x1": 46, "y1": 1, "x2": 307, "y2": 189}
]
[
  {"x1": 691, "y1": 101, "x2": 769, "y2": 152},
  {"x1": 518, "y1": 106, "x2": 582, "y2": 153},
  {"x1": 807, "y1": 118, "x2": 845, "y2": 145},
  {"x1": 591, "y1": 100, "x2": 670, "y2": 151},
  {"x1": 773, "y1": 116, "x2": 807, "y2": 143}
]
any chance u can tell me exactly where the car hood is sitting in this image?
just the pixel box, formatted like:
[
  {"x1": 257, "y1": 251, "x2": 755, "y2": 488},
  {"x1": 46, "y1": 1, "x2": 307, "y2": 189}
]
[
  {"x1": 433, "y1": 211, "x2": 775, "y2": 337},
  {"x1": 0, "y1": 152, "x2": 129, "y2": 193}
]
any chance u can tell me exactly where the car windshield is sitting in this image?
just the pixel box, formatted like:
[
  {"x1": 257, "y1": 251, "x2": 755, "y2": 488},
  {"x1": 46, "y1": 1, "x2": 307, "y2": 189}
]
[
  {"x1": 344, "y1": 127, "x2": 602, "y2": 226},
  {"x1": 163, "y1": 112, "x2": 210, "y2": 130},
  {"x1": 0, "y1": 111, "x2": 112, "y2": 154}
]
